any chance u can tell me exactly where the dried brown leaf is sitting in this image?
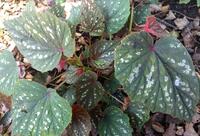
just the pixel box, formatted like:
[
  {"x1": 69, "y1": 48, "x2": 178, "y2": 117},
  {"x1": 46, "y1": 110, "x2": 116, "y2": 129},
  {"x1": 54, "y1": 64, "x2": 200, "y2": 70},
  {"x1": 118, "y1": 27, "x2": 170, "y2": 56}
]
[
  {"x1": 184, "y1": 123, "x2": 198, "y2": 136},
  {"x1": 174, "y1": 17, "x2": 189, "y2": 30},
  {"x1": 152, "y1": 122, "x2": 165, "y2": 133},
  {"x1": 163, "y1": 123, "x2": 176, "y2": 136},
  {"x1": 176, "y1": 126, "x2": 184, "y2": 136}
]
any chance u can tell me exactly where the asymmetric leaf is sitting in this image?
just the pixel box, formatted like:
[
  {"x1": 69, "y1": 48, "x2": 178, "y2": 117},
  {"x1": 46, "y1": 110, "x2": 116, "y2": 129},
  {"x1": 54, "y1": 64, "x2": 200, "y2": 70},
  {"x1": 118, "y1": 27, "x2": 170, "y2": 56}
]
[
  {"x1": 95, "y1": 0, "x2": 130, "y2": 34},
  {"x1": 90, "y1": 40, "x2": 118, "y2": 69},
  {"x1": 63, "y1": 86, "x2": 76, "y2": 105},
  {"x1": 4, "y1": 11, "x2": 75, "y2": 72},
  {"x1": 67, "y1": 105, "x2": 92, "y2": 136},
  {"x1": 12, "y1": 80, "x2": 72, "y2": 136},
  {"x1": 49, "y1": 5, "x2": 65, "y2": 17},
  {"x1": 134, "y1": 4, "x2": 150, "y2": 24},
  {"x1": 80, "y1": 0, "x2": 105, "y2": 36},
  {"x1": 64, "y1": 1, "x2": 82, "y2": 25},
  {"x1": 115, "y1": 32, "x2": 199, "y2": 120},
  {"x1": 65, "y1": 66, "x2": 81, "y2": 84},
  {"x1": 55, "y1": 0, "x2": 66, "y2": 5},
  {"x1": 75, "y1": 71, "x2": 104, "y2": 109},
  {"x1": 0, "y1": 50, "x2": 18, "y2": 95},
  {"x1": 126, "y1": 101, "x2": 149, "y2": 127},
  {"x1": 98, "y1": 106, "x2": 132, "y2": 136}
]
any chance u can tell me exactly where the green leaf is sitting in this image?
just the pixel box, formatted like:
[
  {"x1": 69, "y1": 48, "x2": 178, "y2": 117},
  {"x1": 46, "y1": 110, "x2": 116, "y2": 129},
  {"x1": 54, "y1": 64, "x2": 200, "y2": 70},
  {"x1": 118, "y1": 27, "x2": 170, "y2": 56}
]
[
  {"x1": 115, "y1": 32, "x2": 199, "y2": 120},
  {"x1": 90, "y1": 40, "x2": 118, "y2": 69},
  {"x1": 67, "y1": 104, "x2": 92, "y2": 136},
  {"x1": 0, "y1": 110, "x2": 12, "y2": 126},
  {"x1": 179, "y1": 0, "x2": 190, "y2": 4},
  {"x1": 95, "y1": 0, "x2": 130, "y2": 34},
  {"x1": 98, "y1": 106, "x2": 132, "y2": 136},
  {"x1": 75, "y1": 71, "x2": 104, "y2": 109},
  {"x1": 80, "y1": 0, "x2": 105, "y2": 36},
  {"x1": 49, "y1": 5, "x2": 65, "y2": 17},
  {"x1": 134, "y1": 4, "x2": 151, "y2": 25},
  {"x1": 55, "y1": 0, "x2": 66, "y2": 5},
  {"x1": 24, "y1": 0, "x2": 36, "y2": 13},
  {"x1": 4, "y1": 11, "x2": 75, "y2": 72},
  {"x1": 101, "y1": 76, "x2": 122, "y2": 106},
  {"x1": 0, "y1": 50, "x2": 18, "y2": 95},
  {"x1": 64, "y1": 1, "x2": 82, "y2": 25},
  {"x1": 12, "y1": 80, "x2": 72, "y2": 136},
  {"x1": 63, "y1": 86, "x2": 76, "y2": 105},
  {"x1": 197, "y1": 0, "x2": 200, "y2": 7},
  {"x1": 126, "y1": 101, "x2": 149, "y2": 127},
  {"x1": 103, "y1": 76, "x2": 121, "y2": 94},
  {"x1": 65, "y1": 66, "x2": 81, "y2": 84},
  {"x1": 147, "y1": 0, "x2": 159, "y2": 4}
]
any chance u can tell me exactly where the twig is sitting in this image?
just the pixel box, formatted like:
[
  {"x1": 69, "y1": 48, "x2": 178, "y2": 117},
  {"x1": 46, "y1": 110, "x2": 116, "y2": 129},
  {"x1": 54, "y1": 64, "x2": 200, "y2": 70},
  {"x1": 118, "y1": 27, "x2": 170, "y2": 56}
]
[
  {"x1": 171, "y1": 10, "x2": 199, "y2": 21},
  {"x1": 156, "y1": 18, "x2": 178, "y2": 30},
  {"x1": 129, "y1": 0, "x2": 134, "y2": 33},
  {"x1": 103, "y1": 90, "x2": 125, "y2": 105},
  {"x1": 45, "y1": 72, "x2": 65, "y2": 86},
  {"x1": 55, "y1": 80, "x2": 66, "y2": 90}
]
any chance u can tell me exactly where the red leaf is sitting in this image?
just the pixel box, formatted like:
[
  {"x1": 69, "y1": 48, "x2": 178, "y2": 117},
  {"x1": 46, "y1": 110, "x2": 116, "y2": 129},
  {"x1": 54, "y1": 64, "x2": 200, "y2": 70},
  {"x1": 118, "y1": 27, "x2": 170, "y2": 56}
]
[
  {"x1": 144, "y1": 16, "x2": 166, "y2": 37},
  {"x1": 76, "y1": 68, "x2": 84, "y2": 76},
  {"x1": 57, "y1": 59, "x2": 66, "y2": 72}
]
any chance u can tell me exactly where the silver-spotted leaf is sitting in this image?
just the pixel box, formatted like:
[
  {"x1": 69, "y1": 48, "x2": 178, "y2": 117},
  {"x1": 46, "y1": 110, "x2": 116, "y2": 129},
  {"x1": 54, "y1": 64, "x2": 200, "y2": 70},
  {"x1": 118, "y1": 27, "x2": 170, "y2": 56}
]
[
  {"x1": 80, "y1": 0, "x2": 105, "y2": 36},
  {"x1": 64, "y1": 1, "x2": 82, "y2": 25},
  {"x1": 95, "y1": 0, "x2": 130, "y2": 34},
  {"x1": 75, "y1": 71, "x2": 104, "y2": 109},
  {"x1": 49, "y1": 5, "x2": 65, "y2": 17},
  {"x1": 55, "y1": 0, "x2": 66, "y2": 5},
  {"x1": 67, "y1": 104, "x2": 92, "y2": 136},
  {"x1": 134, "y1": 4, "x2": 151, "y2": 25},
  {"x1": 12, "y1": 80, "x2": 72, "y2": 136},
  {"x1": 126, "y1": 101, "x2": 149, "y2": 127},
  {"x1": 98, "y1": 106, "x2": 133, "y2": 136},
  {"x1": 63, "y1": 86, "x2": 76, "y2": 105},
  {"x1": 90, "y1": 40, "x2": 118, "y2": 69},
  {"x1": 4, "y1": 11, "x2": 75, "y2": 72},
  {"x1": 24, "y1": 1, "x2": 36, "y2": 13},
  {"x1": 0, "y1": 50, "x2": 18, "y2": 95},
  {"x1": 115, "y1": 32, "x2": 199, "y2": 120},
  {"x1": 65, "y1": 66, "x2": 81, "y2": 84}
]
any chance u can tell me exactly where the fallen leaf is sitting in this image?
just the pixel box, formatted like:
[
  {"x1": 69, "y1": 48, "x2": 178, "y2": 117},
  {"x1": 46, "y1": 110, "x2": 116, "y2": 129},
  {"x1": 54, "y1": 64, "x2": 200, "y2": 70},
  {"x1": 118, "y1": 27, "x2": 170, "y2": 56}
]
[
  {"x1": 161, "y1": 4, "x2": 169, "y2": 13},
  {"x1": 150, "y1": 4, "x2": 161, "y2": 13},
  {"x1": 176, "y1": 126, "x2": 184, "y2": 136},
  {"x1": 152, "y1": 122, "x2": 165, "y2": 133},
  {"x1": 165, "y1": 10, "x2": 176, "y2": 20},
  {"x1": 192, "y1": 113, "x2": 200, "y2": 124},
  {"x1": 174, "y1": 17, "x2": 189, "y2": 30},
  {"x1": 163, "y1": 123, "x2": 176, "y2": 136},
  {"x1": 182, "y1": 31, "x2": 194, "y2": 48},
  {"x1": 184, "y1": 123, "x2": 198, "y2": 136}
]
